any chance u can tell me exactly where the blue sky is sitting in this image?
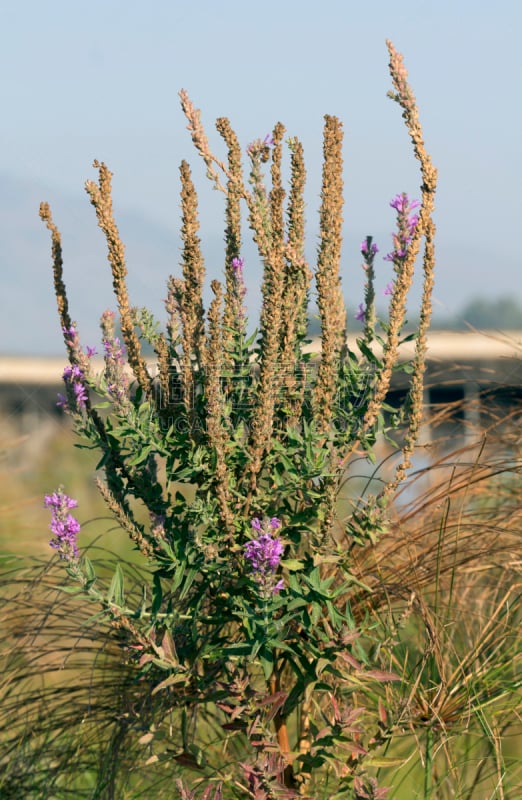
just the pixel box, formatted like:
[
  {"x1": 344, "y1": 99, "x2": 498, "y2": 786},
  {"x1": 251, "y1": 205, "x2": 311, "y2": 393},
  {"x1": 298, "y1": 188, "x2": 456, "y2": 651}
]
[{"x1": 1, "y1": 0, "x2": 521, "y2": 352}]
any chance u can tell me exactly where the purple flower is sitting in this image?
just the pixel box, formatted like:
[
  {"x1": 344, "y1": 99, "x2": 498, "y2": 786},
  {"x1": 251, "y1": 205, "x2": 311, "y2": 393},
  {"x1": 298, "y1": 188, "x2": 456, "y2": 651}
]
[
  {"x1": 59, "y1": 364, "x2": 88, "y2": 412},
  {"x1": 360, "y1": 239, "x2": 379, "y2": 256},
  {"x1": 101, "y1": 310, "x2": 129, "y2": 406},
  {"x1": 45, "y1": 491, "x2": 78, "y2": 510},
  {"x1": 245, "y1": 533, "x2": 284, "y2": 573},
  {"x1": 232, "y1": 256, "x2": 244, "y2": 274},
  {"x1": 385, "y1": 193, "x2": 421, "y2": 265},
  {"x1": 230, "y1": 257, "x2": 247, "y2": 323},
  {"x1": 245, "y1": 517, "x2": 285, "y2": 596},
  {"x1": 383, "y1": 282, "x2": 394, "y2": 296},
  {"x1": 408, "y1": 214, "x2": 419, "y2": 234},
  {"x1": 44, "y1": 489, "x2": 80, "y2": 561},
  {"x1": 150, "y1": 512, "x2": 166, "y2": 540},
  {"x1": 355, "y1": 303, "x2": 366, "y2": 322},
  {"x1": 390, "y1": 194, "x2": 419, "y2": 214},
  {"x1": 247, "y1": 134, "x2": 274, "y2": 157},
  {"x1": 62, "y1": 325, "x2": 76, "y2": 340},
  {"x1": 389, "y1": 194, "x2": 406, "y2": 213},
  {"x1": 61, "y1": 325, "x2": 83, "y2": 354},
  {"x1": 73, "y1": 379, "x2": 88, "y2": 408}
]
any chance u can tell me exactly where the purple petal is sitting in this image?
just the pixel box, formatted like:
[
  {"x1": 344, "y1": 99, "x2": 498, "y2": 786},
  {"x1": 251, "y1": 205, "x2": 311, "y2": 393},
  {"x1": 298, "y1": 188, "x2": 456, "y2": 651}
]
[{"x1": 355, "y1": 303, "x2": 365, "y2": 322}]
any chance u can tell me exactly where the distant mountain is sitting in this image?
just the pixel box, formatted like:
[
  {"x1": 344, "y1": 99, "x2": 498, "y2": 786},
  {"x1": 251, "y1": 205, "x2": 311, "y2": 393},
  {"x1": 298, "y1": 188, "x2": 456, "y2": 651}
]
[
  {"x1": 0, "y1": 173, "x2": 207, "y2": 355},
  {"x1": 0, "y1": 172, "x2": 274, "y2": 356},
  {"x1": 2, "y1": 173, "x2": 521, "y2": 357}
]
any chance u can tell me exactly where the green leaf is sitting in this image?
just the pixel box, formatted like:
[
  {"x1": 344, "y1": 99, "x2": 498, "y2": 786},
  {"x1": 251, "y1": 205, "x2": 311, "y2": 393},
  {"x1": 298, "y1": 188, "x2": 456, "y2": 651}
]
[
  {"x1": 107, "y1": 563, "x2": 125, "y2": 606},
  {"x1": 151, "y1": 572, "x2": 163, "y2": 616},
  {"x1": 222, "y1": 643, "x2": 254, "y2": 656},
  {"x1": 280, "y1": 559, "x2": 305, "y2": 572},
  {"x1": 127, "y1": 445, "x2": 153, "y2": 466},
  {"x1": 151, "y1": 670, "x2": 188, "y2": 695},
  {"x1": 171, "y1": 561, "x2": 185, "y2": 593},
  {"x1": 83, "y1": 556, "x2": 96, "y2": 583},
  {"x1": 187, "y1": 743, "x2": 207, "y2": 768},
  {"x1": 357, "y1": 339, "x2": 382, "y2": 366},
  {"x1": 179, "y1": 566, "x2": 198, "y2": 600},
  {"x1": 259, "y1": 648, "x2": 274, "y2": 680},
  {"x1": 56, "y1": 584, "x2": 84, "y2": 595},
  {"x1": 365, "y1": 755, "x2": 409, "y2": 768}
]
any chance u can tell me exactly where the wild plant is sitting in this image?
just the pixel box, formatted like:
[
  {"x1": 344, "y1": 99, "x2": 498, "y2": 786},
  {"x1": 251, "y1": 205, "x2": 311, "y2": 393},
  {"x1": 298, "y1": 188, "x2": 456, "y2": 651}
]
[
  {"x1": 20, "y1": 38, "x2": 522, "y2": 799},
  {"x1": 34, "y1": 39, "x2": 440, "y2": 797}
]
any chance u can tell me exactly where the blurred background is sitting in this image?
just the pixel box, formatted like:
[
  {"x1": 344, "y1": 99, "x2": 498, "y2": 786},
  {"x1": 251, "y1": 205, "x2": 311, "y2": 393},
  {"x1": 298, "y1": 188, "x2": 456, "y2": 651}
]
[{"x1": 0, "y1": 0, "x2": 521, "y2": 355}]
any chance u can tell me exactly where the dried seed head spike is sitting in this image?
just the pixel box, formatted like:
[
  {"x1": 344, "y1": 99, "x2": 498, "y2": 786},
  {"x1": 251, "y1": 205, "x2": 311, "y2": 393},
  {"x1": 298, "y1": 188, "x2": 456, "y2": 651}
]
[
  {"x1": 38, "y1": 202, "x2": 88, "y2": 370},
  {"x1": 313, "y1": 115, "x2": 346, "y2": 430},
  {"x1": 178, "y1": 160, "x2": 207, "y2": 411},
  {"x1": 39, "y1": 202, "x2": 71, "y2": 338},
  {"x1": 339, "y1": 41, "x2": 437, "y2": 481},
  {"x1": 165, "y1": 274, "x2": 182, "y2": 354},
  {"x1": 386, "y1": 39, "x2": 437, "y2": 198},
  {"x1": 179, "y1": 89, "x2": 229, "y2": 193},
  {"x1": 270, "y1": 122, "x2": 286, "y2": 252},
  {"x1": 365, "y1": 42, "x2": 437, "y2": 443},
  {"x1": 216, "y1": 116, "x2": 244, "y2": 263},
  {"x1": 179, "y1": 160, "x2": 206, "y2": 351},
  {"x1": 385, "y1": 214, "x2": 436, "y2": 495},
  {"x1": 281, "y1": 138, "x2": 311, "y2": 366},
  {"x1": 154, "y1": 331, "x2": 172, "y2": 424},
  {"x1": 85, "y1": 161, "x2": 151, "y2": 398},
  {"x1": 205, "y1": 280, "x2": 236, "y2": 537},
  {"x1": 215, "y1": 116, "x2": 245, "y2": 352},
  {"x1": 286, "y1": 137, "x2": 306, "y2": 259}
]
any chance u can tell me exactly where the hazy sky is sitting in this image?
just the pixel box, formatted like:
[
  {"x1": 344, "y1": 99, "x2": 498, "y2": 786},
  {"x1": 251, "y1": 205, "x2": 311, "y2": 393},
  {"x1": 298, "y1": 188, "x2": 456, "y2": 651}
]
[{"x1": 1, "y1": 0, "x2": 521, "y2": 352}]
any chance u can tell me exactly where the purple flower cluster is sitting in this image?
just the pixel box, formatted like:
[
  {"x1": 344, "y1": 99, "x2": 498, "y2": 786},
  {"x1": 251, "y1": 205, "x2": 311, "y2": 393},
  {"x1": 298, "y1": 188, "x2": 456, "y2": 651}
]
[
  {"x1": 62, "y1": 324, "x2": 81, "y2": 350},
  {"x1": 103, "y1": 334, "x2": 125, "y2": 364},
  {"x1": 355, "y1": 196, "x2": 419, "y2": 321},
  {"x1": 246, "y1": 133, "x2": 274, "y2": 158},
  {"x1": 245, "y1": 517, "x2": 284, "y2": 595},
  {"x1": 355, "y1": 303, "x2": 366, "y2": 322},
  {"x1": 360, "y1": 238, "x2": 379, "y2": 257},
  {"x1": 231, "y1": 256, "x2": 244, "y2": 276},
  {"x1": 356, "y1": 236, "x2": 380, "y2": 324},
  {"x1": 57, "y1": 364, "x2": 88, "y2": 412},
  {"x1": 101, "y1": 310, "x2": 129, "y2": 405},
  {"x1": 231, "y1": 257, "x2": 247, "y2": 323},
  {"x1": 384, "y1": 193, "x2": 420, "y2": 264},
  {"x1": 44, "y1": 489, "x2": 80, "y2": 561}
]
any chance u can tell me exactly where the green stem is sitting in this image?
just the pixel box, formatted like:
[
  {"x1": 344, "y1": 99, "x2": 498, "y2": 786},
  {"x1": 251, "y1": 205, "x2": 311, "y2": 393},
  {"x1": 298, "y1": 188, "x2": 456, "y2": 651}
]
[{"x1": 424, "y1": 726, "x2": 434, "y2": 798}]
